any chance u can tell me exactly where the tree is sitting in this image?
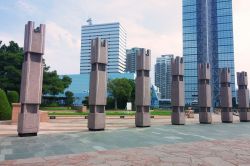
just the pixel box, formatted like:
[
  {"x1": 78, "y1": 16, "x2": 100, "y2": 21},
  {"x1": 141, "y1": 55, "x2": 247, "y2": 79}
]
[
  {"x1": 65, "y1": 91, "x2": 74, "y2": 107},
  {"x1": 128, "y1": 79, "x2": 136, "y2": 110},
  {"x1": 108, "y1": 78, "x2": 133, "y2": 110},
  {"x1": 0, "y1": 41, "x2": 72, "y2": 96},
  {"x1": 7, "y1": 91, "x2": 19, "y2": 104},
  {"x1": 82, "y1": 96, "x2": 89, "y2": 108},
  {"x1": 42, "y1": 64, "x2": 72, "y2": 96},
  {"x1": 0, "y1": 41, "x2": 23, "y2": 92},
  {"x1": 0, "y1": 89, "x2": 12, "y2": 120}
]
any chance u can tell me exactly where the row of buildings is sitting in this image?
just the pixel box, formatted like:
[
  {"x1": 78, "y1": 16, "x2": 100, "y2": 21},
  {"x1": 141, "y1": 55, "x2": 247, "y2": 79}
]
[{"x1": 64, "y1": 0, "x2": 236, "y2": 108}]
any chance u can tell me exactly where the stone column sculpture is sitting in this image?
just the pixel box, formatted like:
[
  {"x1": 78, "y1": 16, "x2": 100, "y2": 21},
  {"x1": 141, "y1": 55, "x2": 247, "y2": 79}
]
[
  {"x1": 88, "y1": 37, "x2": 107, "y2": 131},
  {"x1": 17, "y1": 21, "x2": 45, "y2": 137},
  {"x1": 237, "y1": 72, "x2": 250, "y2": 122},
  {"x1": 135, "y1": 48, "x2": 151, "y2": 127},
  {"x1": 198, "y1": 63, "x2": 212, "y2": 124},
  {"x1": 220, "y1": 68, "x2": 233, "y2": 123},
  {"x1": 171, "y1": 56, "x2": 185, "y2": 125}
]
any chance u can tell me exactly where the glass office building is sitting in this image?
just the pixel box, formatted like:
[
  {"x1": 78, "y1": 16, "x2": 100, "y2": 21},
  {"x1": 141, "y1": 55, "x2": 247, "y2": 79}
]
[
  {"x1": 61, "y1": 73, "x2": 135, "y2": 106},
  {"x1": 183, "y1": 0, "x2": 236, "y2": 106},
  {"x1": 80, "y1": 22, "x2": 127, "y2": 74},
  {"x1": 155, "y1": 55, "x2": 174, "y2": 99},
  {"x1": 125, "y1": 47, "x2": 142, "y2": 73}
]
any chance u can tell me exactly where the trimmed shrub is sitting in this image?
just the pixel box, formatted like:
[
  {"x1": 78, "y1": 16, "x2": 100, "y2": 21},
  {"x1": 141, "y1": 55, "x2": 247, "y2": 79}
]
[
  {"x1": 0, "y1": 89, "x2": 12, "y2": 120},
  {"x1": 7, "y1": 91, "x2": 19, "y2": 104}
]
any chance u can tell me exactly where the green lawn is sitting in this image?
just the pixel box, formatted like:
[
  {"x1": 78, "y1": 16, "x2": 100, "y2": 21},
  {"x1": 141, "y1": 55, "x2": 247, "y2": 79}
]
[
  {"x1": 40, "y1": 107, "x2": 72, "y2": 111},
  {"x1": 151, "y1": 111, "x2": 172, "y2": 116},
  {"x1": 48, "y1": 110, "x2": 172, "y2": 116},
  {"x1": 48, "y1": 112, "x2": 88, "y2": 116}
]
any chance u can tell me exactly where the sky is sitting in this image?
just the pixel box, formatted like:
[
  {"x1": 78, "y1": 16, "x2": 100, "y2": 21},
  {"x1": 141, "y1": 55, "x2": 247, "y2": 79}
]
[{"x1": 0, "y1": 0, "x2": 250, "y2": 82}]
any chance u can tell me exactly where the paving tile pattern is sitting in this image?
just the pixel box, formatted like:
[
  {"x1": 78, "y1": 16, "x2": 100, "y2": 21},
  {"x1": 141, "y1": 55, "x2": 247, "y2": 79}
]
[
  {"x1": 1, "y1": 122, "x2": 250, "y2": 161},
  {"x1": 1, "y1": 138, "x2": 250, "y2": 166},
  {"x1": 0, "y1": 114, "x2": 232, "y2": 136}
]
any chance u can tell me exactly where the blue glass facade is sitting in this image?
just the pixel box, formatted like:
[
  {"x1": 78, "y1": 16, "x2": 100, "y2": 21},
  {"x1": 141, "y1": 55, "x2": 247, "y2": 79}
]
[
  {"x1": 183, "y1": 0, "x2": 236, "y2": 106},
  {"x1": 61, "y1": 73, "x2": 135, "y2": 106}
]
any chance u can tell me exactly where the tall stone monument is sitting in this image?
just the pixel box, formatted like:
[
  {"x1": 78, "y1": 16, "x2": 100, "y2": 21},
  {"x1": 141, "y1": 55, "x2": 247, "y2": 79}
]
[
  {"x1": 198, "y1": 63, "x2": 212, "y2": 124},
  {"x1": 237, "y1": 72, "x2": 250, "y2": 122},
  {"x1": 171, "y1": 56, "x2": 185, "y2": 125},
  {"x1": 220, "y1": 68, "x2": 233, "y2": 123},
  {"x1": 18, "y1": 21, "x2": 45, "y2": 137},
  {"x1": 88, "y1": 38, "x2": 107, "y2": 131},
  {"x1": 135, "y1": 48, "x2": 151, "y2": 127}
]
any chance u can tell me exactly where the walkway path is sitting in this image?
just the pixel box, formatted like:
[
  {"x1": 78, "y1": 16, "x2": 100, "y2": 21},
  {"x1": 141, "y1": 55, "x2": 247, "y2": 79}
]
[
  {"x1": 1, "y1": 114, "x2": 249, "y2": 165},
  {"x1": 1, "y1": 138, "x2": 250, "y2": 166}
]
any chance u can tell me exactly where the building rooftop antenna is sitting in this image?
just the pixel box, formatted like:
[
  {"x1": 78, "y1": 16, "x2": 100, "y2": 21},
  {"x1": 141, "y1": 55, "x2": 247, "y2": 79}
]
[{"x1": 87, "y1": 18, "x2": 92, "y2": 25}]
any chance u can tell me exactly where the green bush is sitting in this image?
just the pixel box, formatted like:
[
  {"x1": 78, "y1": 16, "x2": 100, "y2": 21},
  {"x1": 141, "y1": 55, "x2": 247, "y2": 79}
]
[
  {"x1": 7, "y1": 91, "x2": 19, "y2": 104},
  {"x1": 0, "y1": 89, "x2": 12, "y2": 120}
]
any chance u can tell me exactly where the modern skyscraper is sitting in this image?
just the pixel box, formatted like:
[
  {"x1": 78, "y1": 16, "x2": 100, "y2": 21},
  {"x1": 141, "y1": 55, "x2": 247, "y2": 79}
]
[
  {"x1": 126, "y1": 47, "x2": 141, "y2": 73},
  {"x1": 155, "y1": 54, "x2": 174, "y2": 99},
  {"x1": 183, "y1": 0, "x2": 236, "y2": 106},
  {"x1": 80, "y1": 22, "x2": 127, "y2": 74}
]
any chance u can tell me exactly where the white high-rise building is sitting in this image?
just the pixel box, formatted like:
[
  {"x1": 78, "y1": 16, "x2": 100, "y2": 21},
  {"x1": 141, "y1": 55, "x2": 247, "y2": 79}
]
[{"x1": 80, "y1": 21, "x2": 127, "y2": 73}]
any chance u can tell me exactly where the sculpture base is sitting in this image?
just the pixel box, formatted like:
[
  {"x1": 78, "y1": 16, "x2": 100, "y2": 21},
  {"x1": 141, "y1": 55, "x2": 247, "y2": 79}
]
[
  {"x1": 18, "y1": 133, "x2": 37, "y2": 137},
  {"x1": 240, "y1": 120, "x2": 250, "y2": 122},
  {"x1": 88, "y1": 129, "x2": 105, "y2": 131},
  {"x1": 239, "y1": 110, "x2": 250, "y2": 122},
  {"x1": 199, "y1": 112, "x2": 212, "y2": 124},
  {"x1": 17, "y1": 111, "x2": 40, "y2": 137},
  {"x1": 221, "y1": 111, "x2": 233, "y2": 123},
  {"x1": 135, "y1": 112, "x2": 150, "y2": 127},
  {"x1": 171, "y1": 111, "x2": 185, "y2": 125},
  {"x1": 88, "y1": 113, "x2": 105, "y2": 131}
]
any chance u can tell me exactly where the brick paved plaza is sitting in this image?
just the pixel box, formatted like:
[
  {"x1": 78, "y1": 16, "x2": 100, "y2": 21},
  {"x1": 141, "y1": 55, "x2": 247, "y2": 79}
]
[{"x1": 1, "y1": 114, "x2": 250, "y2": 165}]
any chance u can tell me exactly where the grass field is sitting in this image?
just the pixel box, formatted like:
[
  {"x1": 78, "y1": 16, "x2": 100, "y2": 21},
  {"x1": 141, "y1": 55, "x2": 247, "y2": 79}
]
[
  {"x1": 47, "y1": 109, "x2": 172, "y2": 116},
  {"x1": 41, "y1": 107, "x2": 72, "y2": 111}
]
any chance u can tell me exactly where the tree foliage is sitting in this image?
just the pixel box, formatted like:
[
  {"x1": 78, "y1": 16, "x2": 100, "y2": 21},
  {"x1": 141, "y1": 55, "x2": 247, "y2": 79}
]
[
  {"x1": 42, "y1": 64, "x2": 72, "y2": 96},
  {"x1": 0, "y1": 89, "x2": 12, "y2": 120},
  {"x1": 0, "y1": 41, "x2": 72, "y2": 96},
  {"x1": 65, "y1": 91, "x2": 74, "y2": 107},
  {"x1": 82, "y1": 96, "x2": 89, "y2": 107},
  {"x1": 7, "y1": 91, "x2": 19, "y2": 104},
  {"x1": 0, "y1": 41, "x2": 23, "y2": 92},
  {"x1": 108, "y1": 78, "x2": 135, "y2": 109}
]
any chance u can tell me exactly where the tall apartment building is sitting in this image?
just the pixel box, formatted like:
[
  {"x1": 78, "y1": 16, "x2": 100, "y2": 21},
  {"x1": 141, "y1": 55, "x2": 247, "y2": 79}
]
[
  {"x1": 155, "y1": 54, "x2": 174, "y2": 99},
  {"x1": 125, "y1": 47, "x2": 141, "y2": 73},
  {"x1": 183, "y1": 0, "x2": 236, "y2": 106},
  {"x1": 80, "y1": 22, "x2": 127, "y2": 73}
]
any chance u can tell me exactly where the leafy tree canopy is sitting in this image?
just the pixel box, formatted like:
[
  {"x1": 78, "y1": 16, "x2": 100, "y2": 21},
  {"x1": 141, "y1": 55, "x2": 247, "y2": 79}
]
[
  {"x1": 0, "y1": 41, "x2": 23, "y2": 92},
  {"x1": 65, "y1": 91, "x2": 74, "y2": 107},
  {"x1": 0, "y1": 41, "x2": 72, "y2": 96},
  {"x1": 108, "y1": 78, "x2": 135, "y2": 109}
]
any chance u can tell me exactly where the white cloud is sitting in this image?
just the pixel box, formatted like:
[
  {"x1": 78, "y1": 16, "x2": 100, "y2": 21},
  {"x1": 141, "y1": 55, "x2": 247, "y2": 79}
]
[
  {"x1": 44, "y1": 21, "x2": 80, "y2": 74},
  {"x1": 16, "y1": 0, "x2": 37, "y2": 13},
  {"x1": 233, "y1": 0, "x2": 250, "y2": 78}
]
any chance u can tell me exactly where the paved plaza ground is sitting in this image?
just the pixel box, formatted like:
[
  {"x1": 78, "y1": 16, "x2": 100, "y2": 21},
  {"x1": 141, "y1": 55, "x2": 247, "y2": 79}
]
[{"x1": 1, "y1": 114, "x2": 250, "y2": 165}]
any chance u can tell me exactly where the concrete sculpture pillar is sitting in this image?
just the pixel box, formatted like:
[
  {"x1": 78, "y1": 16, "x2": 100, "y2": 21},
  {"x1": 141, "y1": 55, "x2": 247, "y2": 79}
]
[
  {"x1": 135, "y1": 48, "x2": 151, "y2": 127},
  {"x1": 171, "y1": 56, "x2": 185, "y2": 125},
  {"x1": 220, "y1": 68, "x2": 233, "y2": 123},
  {"x1": 17, "y1": 21, "x2": 45, "y2": 137},
  {"x1": 198, "y1": 63, "x2": 212, "y2": 124},
  {"x1": 237, "y1": 72, "x2": 250, "y2": 122},
  {"x1": 88, "y1": 37, "x2": 107, "y2": 131}
]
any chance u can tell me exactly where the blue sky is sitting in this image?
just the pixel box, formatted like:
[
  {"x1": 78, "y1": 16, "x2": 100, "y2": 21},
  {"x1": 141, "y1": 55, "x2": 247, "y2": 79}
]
[{"x1": 0, "y1": 0, "x2": 250, "y2": 80}]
